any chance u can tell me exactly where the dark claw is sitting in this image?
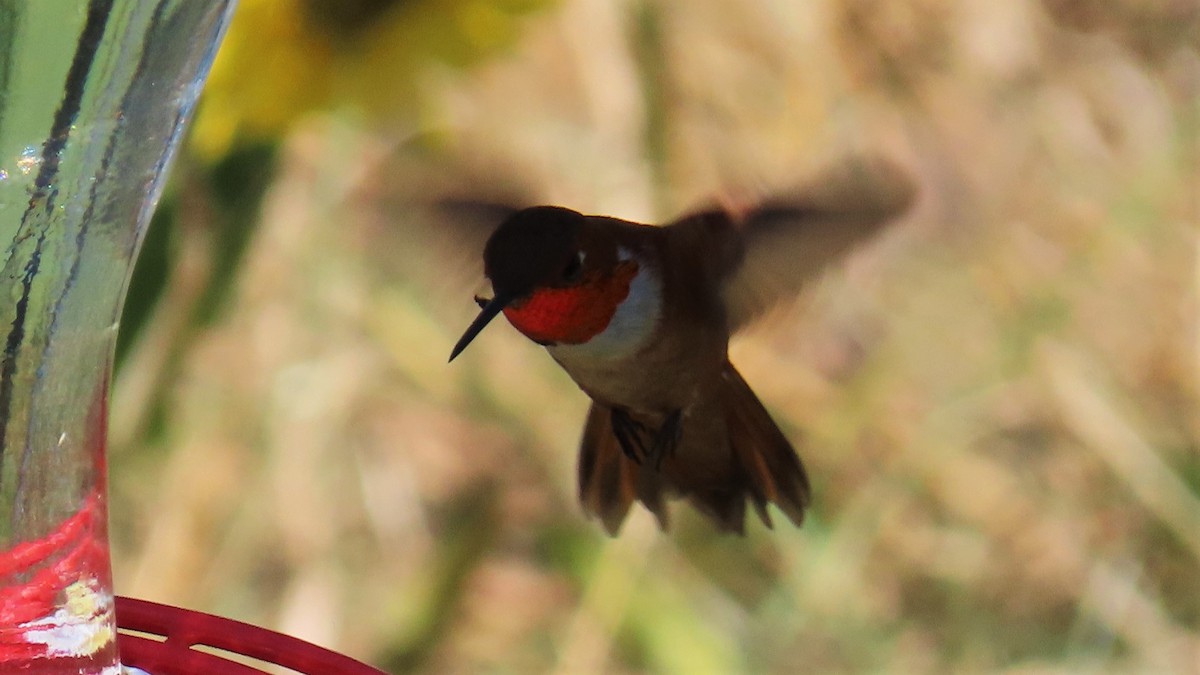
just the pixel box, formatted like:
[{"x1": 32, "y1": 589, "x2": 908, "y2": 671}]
[
  {"x1": 473, "y1": 295, "x2": 490, "y2": 309},
  {"x1": 647, "y1": 409, "x2": 682, "y2": 470},
  {"x1": 610, "y1": 408, "x2": 648, "y2": 464},
  {"x1": 610, "y1": 408, "x2": 681, "y2": 470}
]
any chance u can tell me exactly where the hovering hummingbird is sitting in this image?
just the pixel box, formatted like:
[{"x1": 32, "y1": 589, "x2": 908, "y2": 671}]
[{"x1": 448, "y1": 157, "x2": 915, "y2": 535}]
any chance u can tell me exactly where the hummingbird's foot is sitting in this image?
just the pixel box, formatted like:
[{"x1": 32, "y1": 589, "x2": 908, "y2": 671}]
[
  {"x1": 473, "y1": 295, "x2": 490, "y2": 309},
  {"x1": 610, "y1": 408, "x2": 650, "y2": 464},
  {"x1": 648, "y1": 409, "x2": 683, "y2": 470}
]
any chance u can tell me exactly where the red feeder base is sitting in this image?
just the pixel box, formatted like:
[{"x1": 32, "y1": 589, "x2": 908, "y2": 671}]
[{"x1": 116, "y1": 597, "x2": 387, "y2": 674}]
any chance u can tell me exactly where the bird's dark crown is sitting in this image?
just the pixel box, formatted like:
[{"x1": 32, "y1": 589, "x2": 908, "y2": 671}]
[{"x1": 484, "y1": 206, "x2": 586, "y2": 297}]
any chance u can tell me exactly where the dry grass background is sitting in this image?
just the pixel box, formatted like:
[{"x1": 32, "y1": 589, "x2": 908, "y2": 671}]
[{"x1": 107, "y1": 0, "x2": 1198, "y2": 672}]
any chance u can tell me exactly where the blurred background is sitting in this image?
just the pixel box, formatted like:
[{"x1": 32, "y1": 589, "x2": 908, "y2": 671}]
[{"x1": 107, "y1": 0, "x2": 1199, "y2": 672}]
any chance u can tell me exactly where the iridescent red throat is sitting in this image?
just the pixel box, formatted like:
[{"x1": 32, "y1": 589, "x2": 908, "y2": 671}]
[{"x1": 502, "y1": 260, "x2": 639, "y2": 345}]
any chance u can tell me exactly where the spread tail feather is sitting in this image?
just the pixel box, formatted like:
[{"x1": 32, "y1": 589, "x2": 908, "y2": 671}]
[
  {"x1": 716, "y1": 364, "x2": 810, "y2": 528},
  {"x1": 577, "y1": 363, "x2": 810, "y2": 535},
  {"x1": 578, "y1": 402, "x2": 667, "y2": 535}
]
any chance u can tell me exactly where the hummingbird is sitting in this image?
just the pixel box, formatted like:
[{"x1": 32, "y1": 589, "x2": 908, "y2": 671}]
[{"x1": 447, "y1": 157, "x2": 915, "y2": 535}]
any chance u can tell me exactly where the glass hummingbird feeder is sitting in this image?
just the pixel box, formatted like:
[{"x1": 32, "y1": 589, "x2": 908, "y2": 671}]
[{"x1": 0, "y1": 1, "x2": 385, "y2": 672}]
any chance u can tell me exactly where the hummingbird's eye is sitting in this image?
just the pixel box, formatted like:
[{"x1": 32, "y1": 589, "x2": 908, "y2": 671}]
[{"x1": 562, "y1": 251, "x2": 584, "y2": 282}]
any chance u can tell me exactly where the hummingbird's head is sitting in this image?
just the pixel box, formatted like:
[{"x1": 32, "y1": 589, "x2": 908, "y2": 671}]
[
  {"x1": 449, "y1": 206, "x2": 643, "y2": 361},
  {"x1": 483, "y1": 206, "x2": 587, "y2": 300}
]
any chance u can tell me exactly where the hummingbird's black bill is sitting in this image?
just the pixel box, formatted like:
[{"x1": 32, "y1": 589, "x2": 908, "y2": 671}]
[{"x1": 449, "y1": 293, "x2": 513, "y2": 362}]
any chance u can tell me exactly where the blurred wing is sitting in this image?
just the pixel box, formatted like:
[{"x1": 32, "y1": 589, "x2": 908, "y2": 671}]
[
  {"x1": 367, "y1": 146, "x2": 533, "y2": 320},
  {"x1": 426, "y1": 196, "x2": 521, "y2": 270},
  {"x1": 713, "y1": 155, "x2": 917, "y2": 332},
  {"x1": 373, "y1": 140, "x2": 532, "y2": 268}
]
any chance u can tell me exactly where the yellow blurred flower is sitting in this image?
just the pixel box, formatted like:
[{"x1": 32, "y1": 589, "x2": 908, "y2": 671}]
[{"x1": 192, "y1": 0, "x2": 554, "y2": 159}]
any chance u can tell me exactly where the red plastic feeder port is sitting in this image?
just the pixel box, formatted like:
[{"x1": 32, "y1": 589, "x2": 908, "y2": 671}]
[{"x1": 116, "y1": 597, "x2": 388, "y2": 674}]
